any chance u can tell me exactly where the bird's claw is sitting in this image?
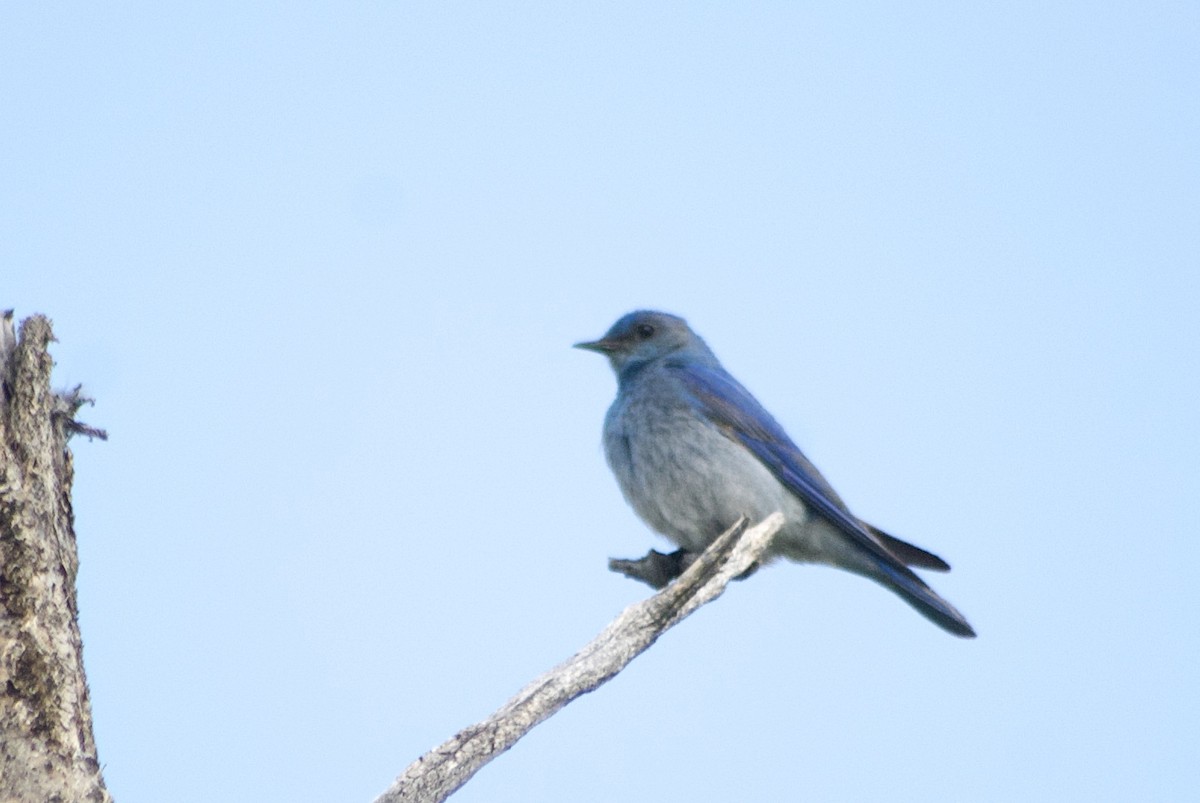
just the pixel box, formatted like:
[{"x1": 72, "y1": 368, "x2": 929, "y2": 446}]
[{"x1": 608, "y1": 548, "x2": 698, "y2": 589}]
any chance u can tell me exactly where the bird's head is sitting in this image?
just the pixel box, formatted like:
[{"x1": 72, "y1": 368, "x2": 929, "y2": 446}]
[{"x1": 575, "y1": 310, "x2": 713, "y2": 376}]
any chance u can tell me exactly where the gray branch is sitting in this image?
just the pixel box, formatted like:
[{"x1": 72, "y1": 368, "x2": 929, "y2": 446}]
[{"x1": 374, "y1": 513, "x2": 784, "y2": 803}]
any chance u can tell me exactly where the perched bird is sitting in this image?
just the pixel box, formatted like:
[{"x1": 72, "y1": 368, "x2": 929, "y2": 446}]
[{"x1": 576, "y1": 310, "x2": 975, "y2": 638}]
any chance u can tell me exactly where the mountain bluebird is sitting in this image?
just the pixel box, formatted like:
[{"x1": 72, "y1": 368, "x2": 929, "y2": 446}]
[{"x1": 576, "y1": 310, "x2": 975, "y2": 638}]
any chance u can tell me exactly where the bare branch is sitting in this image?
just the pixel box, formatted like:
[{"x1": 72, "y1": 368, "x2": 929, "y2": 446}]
[{"x1": 375, "y1": 513, "x2": 784, "y2": 803}]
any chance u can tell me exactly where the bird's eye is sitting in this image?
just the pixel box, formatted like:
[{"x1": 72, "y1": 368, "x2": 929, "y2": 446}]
[{"x1": 636, "y1": 324, "x2": 655, "y2": 339}]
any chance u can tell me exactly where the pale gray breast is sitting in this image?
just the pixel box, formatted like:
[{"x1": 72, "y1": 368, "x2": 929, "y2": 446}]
[{"x1": 603, "y1": 376, "x2": 794, "y2": 552}]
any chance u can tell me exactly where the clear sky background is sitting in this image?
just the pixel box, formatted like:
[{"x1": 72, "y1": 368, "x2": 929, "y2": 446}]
[{"x1": 4, "y1": 3, "x2": 1197, "y2": 802}]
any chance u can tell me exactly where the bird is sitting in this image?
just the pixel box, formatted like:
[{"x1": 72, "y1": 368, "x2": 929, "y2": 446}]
[{"x1": 576, "y1": 310, "x2": 975, "y2": 638}]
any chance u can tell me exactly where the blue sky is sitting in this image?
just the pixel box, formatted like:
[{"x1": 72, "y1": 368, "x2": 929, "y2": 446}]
[{"x1": 4, "y1": 3, "x2": 1197, "y2": 801}]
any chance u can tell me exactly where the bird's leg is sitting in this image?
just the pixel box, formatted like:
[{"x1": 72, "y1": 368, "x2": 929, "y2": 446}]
[{"x1": 608, "y1": 548, "x2": 698, "y2": 589}]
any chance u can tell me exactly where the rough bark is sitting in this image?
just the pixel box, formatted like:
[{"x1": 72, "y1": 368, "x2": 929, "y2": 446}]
[
  {"x1": 375, "y1": 512, "x2": 784, "y2": 803},
  {"x1": 0, "y1": 312, "x2": 110, "y2": 802}
]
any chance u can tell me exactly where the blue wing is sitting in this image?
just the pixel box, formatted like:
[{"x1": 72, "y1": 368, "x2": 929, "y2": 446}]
[{"x1": 670, "y1": 360, "x2": 974, "y2": 637}]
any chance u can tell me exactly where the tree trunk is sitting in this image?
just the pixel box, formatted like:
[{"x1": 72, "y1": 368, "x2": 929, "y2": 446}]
[{"x1": 0, "y1": 312, "x2": 111, "y2": 802}]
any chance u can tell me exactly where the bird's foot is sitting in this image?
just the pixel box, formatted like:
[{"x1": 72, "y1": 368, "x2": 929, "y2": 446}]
[{"x1": 608, "y1": 548, "x2": 698, "y2": 589}]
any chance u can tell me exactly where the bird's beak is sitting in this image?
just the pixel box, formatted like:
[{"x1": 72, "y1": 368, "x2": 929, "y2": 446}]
[{"x1": 573, "y1": 338, "x2": 619, "y2": 354}]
